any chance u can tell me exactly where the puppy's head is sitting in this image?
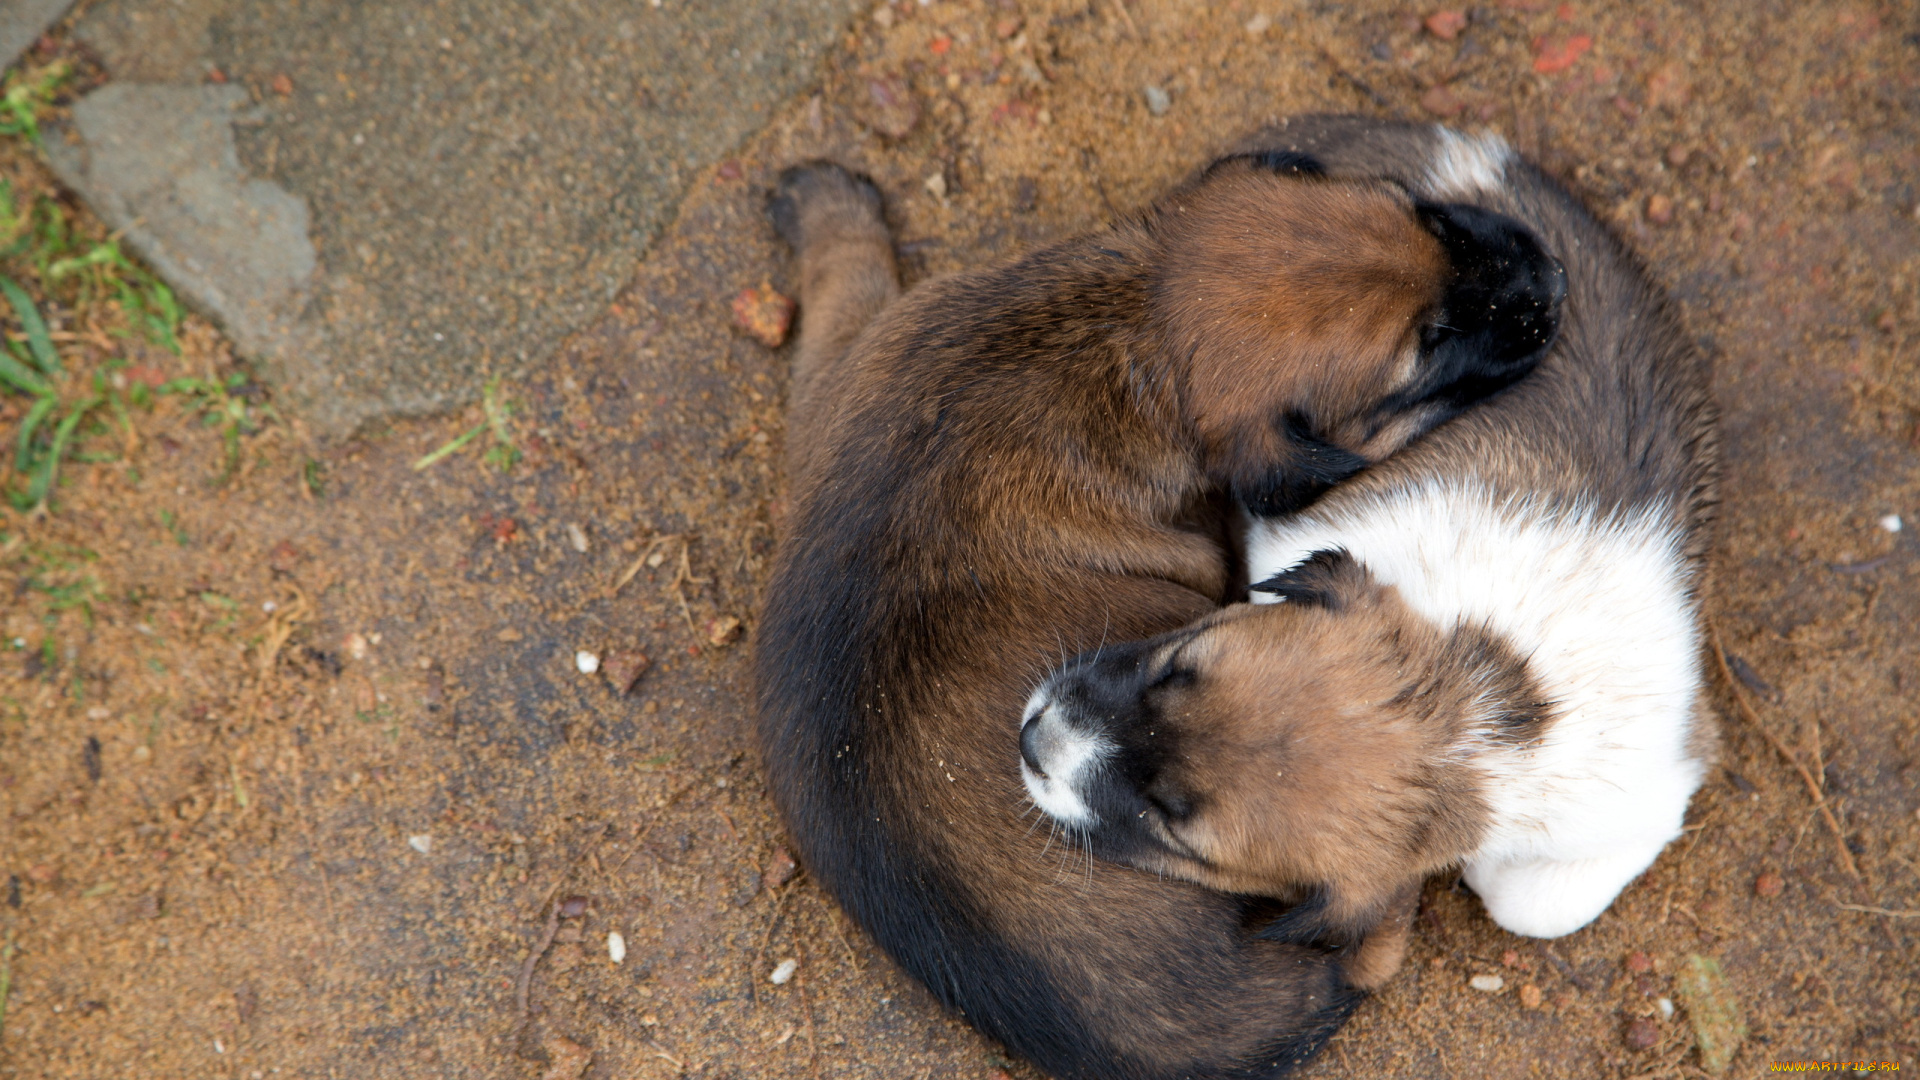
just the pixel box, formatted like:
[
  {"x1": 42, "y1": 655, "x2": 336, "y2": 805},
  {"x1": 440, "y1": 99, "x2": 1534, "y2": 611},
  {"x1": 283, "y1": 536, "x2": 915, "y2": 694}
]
[
  {"x1": 1158, "y1": 155, "x2": 1567, "y2": 514},
  {"x1": 1020, "y1": 552, "x2": 1536, "y2": 966}
]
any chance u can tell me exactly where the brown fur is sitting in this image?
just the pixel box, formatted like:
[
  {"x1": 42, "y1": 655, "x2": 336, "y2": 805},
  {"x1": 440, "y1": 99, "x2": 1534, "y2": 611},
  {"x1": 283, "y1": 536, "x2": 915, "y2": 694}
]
[
  {"x1": 754, "y1": 146, "x2": 1563, "y2": 1080},
  {"x1": 1041, "y1": 555, "x2": 1550, "y2": 990},
  {"x1": 1152, "y1": 172, "x2": 1446, "y2": 471},
  {"x1": 1021, "y1": 118, "x2": 1717, "y2": 994}
]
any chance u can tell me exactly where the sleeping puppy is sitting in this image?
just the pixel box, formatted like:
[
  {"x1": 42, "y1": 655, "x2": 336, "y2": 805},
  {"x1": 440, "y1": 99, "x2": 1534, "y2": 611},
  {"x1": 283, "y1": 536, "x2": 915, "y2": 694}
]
[
  {"x1": 755, "y1": 144, "x2": 1564, "y2": 1079},
  {"x1": 1020, "y1": 118, "x2": 1717, "y2": 989}
]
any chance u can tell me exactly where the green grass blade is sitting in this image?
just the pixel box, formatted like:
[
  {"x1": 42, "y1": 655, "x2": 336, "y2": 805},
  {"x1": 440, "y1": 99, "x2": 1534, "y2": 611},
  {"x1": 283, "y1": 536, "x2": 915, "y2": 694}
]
[
  {"x1": 1, "y1": 929, "x2": 14, "y2": 1043},
  {"x1": 0, "y1": 348, "x2": 49, "y2": 396},
  {"x1": 0, "y1": 276, "x2": 58, "y2": 375},
  {"x1": 28, "y1": 395, "x2": 101, "y2": 507},
  {"x1": 16, "y1": 393, "x2": 55, "y2": 471},
  {"x1": 412, "y1": 421, "x2": 487, "y2": 471}
]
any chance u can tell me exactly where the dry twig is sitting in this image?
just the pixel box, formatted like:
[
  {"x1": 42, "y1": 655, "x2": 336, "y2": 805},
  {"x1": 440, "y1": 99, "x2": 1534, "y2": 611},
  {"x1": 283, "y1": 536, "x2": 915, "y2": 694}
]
[
  {"x1": 750, "y1": 879, "x2": 799, "y2": 1006},
  {"x1": 610, "y1": 533, "x2": 675, "y2": 597},
  {"x1": 1837, "y1": 904, "x2": 1920, "y2": 918},
  {"x1": 1706, "y1": 623, "x2": 1860, "y2": 881},
  {"x1": 513, "y1": 897, "x2": 564, "y2": 1041}
]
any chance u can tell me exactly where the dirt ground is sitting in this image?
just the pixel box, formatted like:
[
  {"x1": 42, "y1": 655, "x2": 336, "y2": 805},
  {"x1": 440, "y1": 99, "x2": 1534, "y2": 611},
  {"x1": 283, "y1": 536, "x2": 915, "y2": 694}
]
[{"x1": 2, "y1": 1, "x2": 1917, "y2": 1078}]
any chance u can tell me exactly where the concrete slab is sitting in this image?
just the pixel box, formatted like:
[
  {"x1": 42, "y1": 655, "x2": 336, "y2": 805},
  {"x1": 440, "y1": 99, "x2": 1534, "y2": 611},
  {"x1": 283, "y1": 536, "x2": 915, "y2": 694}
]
[
  {"x1": 58, "y1": 0, "x2": 857, "y2": 436},
  {"x1": 44, "y1": 84, "x2": 318, "y2": 386},
  {"x1": 0, "y1": 0, "x2": 71, "y2": 74}
]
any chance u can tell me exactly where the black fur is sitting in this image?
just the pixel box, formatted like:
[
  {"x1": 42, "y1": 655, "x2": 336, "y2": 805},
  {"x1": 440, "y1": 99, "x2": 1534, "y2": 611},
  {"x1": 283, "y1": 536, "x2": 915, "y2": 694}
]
[
  {"x1": 1204, "y1": 149, "x2": 1329, "y2": 178},
  {"x1": 1248, "y1": 548, "x2": 1366, "y2": 609},
  {"x1": 1237, "y1": 416, "x2": 1372, "y2": 517}
]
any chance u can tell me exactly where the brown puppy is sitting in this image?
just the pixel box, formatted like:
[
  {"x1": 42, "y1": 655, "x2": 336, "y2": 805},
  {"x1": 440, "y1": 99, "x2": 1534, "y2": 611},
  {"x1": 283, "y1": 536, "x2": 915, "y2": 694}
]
[
  {"x1": 754, "y1": 147, "x2": 1564, "y2": 1080},
  {"x1": 1020, "y1": 119, "x2": 1717, "y2": 993}
]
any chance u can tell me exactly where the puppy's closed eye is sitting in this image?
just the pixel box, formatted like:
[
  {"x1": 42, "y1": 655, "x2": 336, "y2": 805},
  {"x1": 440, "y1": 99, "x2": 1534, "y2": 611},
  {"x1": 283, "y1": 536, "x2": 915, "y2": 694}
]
[
  {"x1": 1148, "y1": 665, "x2": 1197, "y2": 691},
  {"x1": 1144, "y1": 779, "x2": 1195, "y2": 821}
]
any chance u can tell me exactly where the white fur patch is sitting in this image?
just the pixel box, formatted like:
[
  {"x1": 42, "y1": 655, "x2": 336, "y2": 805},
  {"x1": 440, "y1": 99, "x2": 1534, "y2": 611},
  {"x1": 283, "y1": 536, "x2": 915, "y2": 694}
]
[
  {"x1": 1248, "y1": 479, "x2": 1705, "y2": 938},
  {"x1": 1423, "y1": 128, "x2": 1514, "y2": 200},
  {"x1": 1020, "y1": 690, "x2": 1111, "y2": 827}
]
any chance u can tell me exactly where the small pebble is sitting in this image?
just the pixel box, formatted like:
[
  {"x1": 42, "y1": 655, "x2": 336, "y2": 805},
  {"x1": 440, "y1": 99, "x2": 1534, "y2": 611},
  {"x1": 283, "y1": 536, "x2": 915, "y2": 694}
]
[
  {"x1": 1518, "y1": 983, "x2": 1544, "y2": 1009},
  {"x1": 1657, "y1": 996, "x2": 1675, "y2": 1020},
  {"x1": 856, "y1": 76, "x2": 919, "y2": 139},
  {"x1": 601, "y1": 649, "x2": 652, "y2": 695},
  {"x1": 540, "y1": 1035, "x2": 592, "y2": 1080},
  {"x1": 567, "y1": 523, "x2": 589, "y2": 552},
  {"x1": 731, "y1": 284, "x2": 797, "y2": 348},
  {"x1": 706, "y1": 615, "x2": 743, "y2": 647},
  {"x1": 608, "y1": 931, "x2": 626, "y2": 963},
  {"x1": 1624, "y1": 1016, "x2": 1660, "y2": 1050},
  {"x1": 1878, "y1": 514, "x2": 1902, "y2": 533},
  {"x1": 559, "y1": 896, "x2": 590, "y2": 919},
  {"x1": 346, "y1": 633, "x2": 370, "y2": 661},
  {"x1": 765, "y1": 846, "x2": 800, "y2": 889},
  {"x1": 1469, "y1": 974, "x2": 1505, "y2": 993},
  {"x1": 1424, "y1": 9, "x2": 1467, "y2": 39},
  {"x1": 1626, "y1": 950, "x2": 1655, "y2": 974},
  {"x1": 1753, "y1": 871, "x2": 1784, "y2": 897},
  {"x1": 770, "y1": 958, "x2": 798, "y2": 985},
  {"x1": 575, "y1": 650, "x2": 601, "y2": 674},
  {"x1": 407, "y1": 834, "x2": 433, "y2": 854},
  {"x1": 1647, "y1": 193, "x2": 1675, "y2": 224},
  {"x1": 1244, "y1": 13, "x2": 1271, "y2": 36},
  {"x1": 1532, "y1": 32, "x2": 1593, "y2": 75},
  {"x1": 924, "y1": 171, "x2": 948, "y2": 199},
  {"x1": 1143, "y1": 85, "x2": 1171, "y2": 116}
]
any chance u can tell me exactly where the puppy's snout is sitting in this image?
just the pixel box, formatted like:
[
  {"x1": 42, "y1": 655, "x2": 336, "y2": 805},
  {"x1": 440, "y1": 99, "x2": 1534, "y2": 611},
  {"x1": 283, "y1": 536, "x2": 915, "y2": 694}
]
[
  {"x1": 1018, "y1": 686, "x2": 1114, "y2": 828},
  {"x1": 1019, "y1": 714, "x2": 1052, "y2": 779},
  {"x1": 1427, "y1": 204, "x2": 1564, "y2": 342}
]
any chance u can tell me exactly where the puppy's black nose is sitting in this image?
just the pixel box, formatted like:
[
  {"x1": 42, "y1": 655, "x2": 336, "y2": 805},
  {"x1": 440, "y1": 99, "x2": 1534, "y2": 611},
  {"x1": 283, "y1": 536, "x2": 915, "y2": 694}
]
[{"x1": 1019, "y1": 717, "x2": 1049, "y2": 778}]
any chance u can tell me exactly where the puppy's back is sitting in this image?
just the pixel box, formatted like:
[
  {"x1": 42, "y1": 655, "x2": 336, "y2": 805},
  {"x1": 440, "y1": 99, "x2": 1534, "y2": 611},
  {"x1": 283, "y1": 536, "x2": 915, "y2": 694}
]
[{"x1": 757, "y1": 235, "x2": 1364, "y2": 1080}]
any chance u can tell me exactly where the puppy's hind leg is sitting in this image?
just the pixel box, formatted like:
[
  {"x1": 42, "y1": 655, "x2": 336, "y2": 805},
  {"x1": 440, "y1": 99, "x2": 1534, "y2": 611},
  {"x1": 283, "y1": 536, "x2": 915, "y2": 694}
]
[{"x1": 768, "y1": 163, "x2": 899, "y2": 467}]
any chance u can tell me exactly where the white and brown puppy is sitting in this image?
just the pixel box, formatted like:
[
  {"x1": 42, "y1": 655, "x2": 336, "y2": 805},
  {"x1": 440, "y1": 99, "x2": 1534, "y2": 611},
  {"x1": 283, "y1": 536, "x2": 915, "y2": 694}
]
[
  {"x1": 1021, "y1": 118, "x2": 1718, "y2": 986},
  {"x1": 756, "y1": 143, "x2": 1565, "y2": 1079}
]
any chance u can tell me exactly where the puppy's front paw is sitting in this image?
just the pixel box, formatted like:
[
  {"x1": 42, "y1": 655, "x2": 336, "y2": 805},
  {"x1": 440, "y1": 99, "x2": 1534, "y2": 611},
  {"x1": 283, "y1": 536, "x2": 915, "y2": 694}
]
[{"x1": 1465, "y1": 847, "x2": 1664, "y2": 938}]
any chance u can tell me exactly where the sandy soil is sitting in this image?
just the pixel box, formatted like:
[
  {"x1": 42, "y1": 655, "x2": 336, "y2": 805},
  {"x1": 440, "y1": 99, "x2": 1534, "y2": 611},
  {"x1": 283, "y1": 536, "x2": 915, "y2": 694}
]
[{"x1": 1, "y1": 1, "x2": 1916, "y2": 1078}]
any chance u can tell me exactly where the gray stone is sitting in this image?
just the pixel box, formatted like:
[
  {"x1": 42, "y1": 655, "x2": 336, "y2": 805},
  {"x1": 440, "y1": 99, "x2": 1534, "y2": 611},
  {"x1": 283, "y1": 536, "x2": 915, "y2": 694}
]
[
  {"x1": 0, "y1": 0, "x2": 72, "y2": 74},
  {"x1": 45, "y1": 84, "x2": 318, "y2": 389},
  {"x1": 61, "y1": 0, "x2": 856, "y2": 436}
]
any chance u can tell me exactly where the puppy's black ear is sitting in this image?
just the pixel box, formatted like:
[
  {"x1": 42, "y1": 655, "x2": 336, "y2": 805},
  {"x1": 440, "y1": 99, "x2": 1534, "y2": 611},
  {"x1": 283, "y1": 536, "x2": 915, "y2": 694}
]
[
  {"x1": 1234, "y1": 412, "x2": 1370, "y2": 517},
  {"x1": 1250, "y1": 549, "x2": 1370, "y2": 610},
  {"x1": 1204, "y1": 149, "x2": 1327, "y2": 179}
]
